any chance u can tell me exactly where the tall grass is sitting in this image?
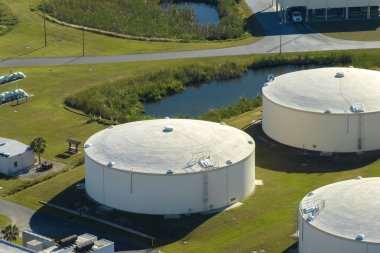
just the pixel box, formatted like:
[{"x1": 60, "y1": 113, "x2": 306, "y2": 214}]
[
  {"x1": 0, "y1": 1, "x2": 17, "y2": 36},
  {"x1": 41, "y1": 0, "x2": 245, "y2": 41}
]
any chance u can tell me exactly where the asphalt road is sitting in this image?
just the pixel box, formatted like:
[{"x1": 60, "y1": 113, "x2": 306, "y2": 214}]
[
  {"x1": 1, "y1": 0, "x2": 380, "y2": 68},
  {"x1": 0, "y1": 199, "x2": 148, "y2": 252}
]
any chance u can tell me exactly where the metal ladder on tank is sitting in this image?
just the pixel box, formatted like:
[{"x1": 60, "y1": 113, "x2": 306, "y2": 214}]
[
  {"x1": 202, "y1": 168, "x2": 208, "y2": 212},
  {"x1": 358, "y1": 113, "x2": 363, "y2": 150}
]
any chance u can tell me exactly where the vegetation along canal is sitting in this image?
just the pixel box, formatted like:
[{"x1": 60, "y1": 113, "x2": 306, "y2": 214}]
[{"x1": 144, "y1": 65, "x2": 318, "y2": 117}]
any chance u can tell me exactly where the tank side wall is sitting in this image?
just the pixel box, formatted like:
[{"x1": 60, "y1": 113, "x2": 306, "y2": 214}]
[
  {"x1": 85, "y1": 155, "x2": 105, "y2": 204},
  {"x1": 299, "y1": 218, "x2": 378, "y2": 253},
  {"x1": 262, "y1": 96, "x2": 372, "y2": 152},
  {"x1": 103, "y1": 169, "x2": 204, "y2": 215}
]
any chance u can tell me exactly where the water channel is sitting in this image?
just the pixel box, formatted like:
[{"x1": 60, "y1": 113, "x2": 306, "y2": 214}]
[{"x1": 144, "y1": 65, "x2": 320, "y2": 117}]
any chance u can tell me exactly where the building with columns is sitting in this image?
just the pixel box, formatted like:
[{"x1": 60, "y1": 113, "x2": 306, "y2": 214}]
[{"x1": 274, "y1": 0, "x2": 380, "y2": 23}]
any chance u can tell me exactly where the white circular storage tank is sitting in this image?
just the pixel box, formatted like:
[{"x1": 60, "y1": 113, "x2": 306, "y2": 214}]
[
  {"x1": 299, "y1": 177, "x2": 380, "y2": 253},
  {"x1": 84, "y1": 119, "x2": 255, "y2": 215},
  {"x1": 262, "y1": 67, "x2": 380, "y2": 152}
]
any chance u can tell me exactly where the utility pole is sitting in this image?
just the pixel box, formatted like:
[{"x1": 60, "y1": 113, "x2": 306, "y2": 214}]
[
  {"x1": 279, "y1": 22, "x2": 282, "y2": 55},
  {"x1": 43, "y1": 1, "x2": 47, "y2": 47},
  {"x1": 82, "y1": 28, "x2": 85, "y2": 56}
]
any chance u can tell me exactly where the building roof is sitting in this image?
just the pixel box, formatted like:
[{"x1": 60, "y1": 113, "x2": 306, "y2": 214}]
[
  {"x1": 85, "y1": 119, "x2": 255, "y2": 174},
  {"x1": 300, "y1": 177, "x2": 380, "y2": 243},
  {"x1": 0, "y1": 137, "x2": 31, "y2": 158},
  {"x1": 262, "y1": 67, "x2": 380, "y2": 114}
]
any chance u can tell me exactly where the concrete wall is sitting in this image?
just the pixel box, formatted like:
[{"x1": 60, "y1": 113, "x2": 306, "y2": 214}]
[
  {"x1": 277, "y1": 0, "x2": 380, "y2": 9},
  {"x1": 262, "y1": 95, "x2": 380, "y2": 152},
  {"x1": 0, "y1": 150, "x2": 34, "y2": 175},
  {"x1": 299, "y1": 218, "x2": 380, "y2": 253},
  {"x1": 22, "y1": 231, "x2": 55, "y2": 250},
  {"x1": 85, "y1": 152, "x2": 255, "y2": 215}
]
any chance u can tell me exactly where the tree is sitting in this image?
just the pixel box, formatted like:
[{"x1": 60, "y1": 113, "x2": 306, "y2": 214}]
[
  {"x1": 1, "y1": 224, "x2": 19, "y2": 242},
  {"x1": 30, "y1": 137, "x2": 47, "y2": 165}
]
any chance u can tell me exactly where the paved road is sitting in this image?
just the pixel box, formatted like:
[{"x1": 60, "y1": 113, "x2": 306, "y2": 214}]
[
  {"x1": 1, "y1": 1, "x2": 380, "y2": 67},
  {"x1": 0, "y1": 199, "x2": 148, "y2": 252}
]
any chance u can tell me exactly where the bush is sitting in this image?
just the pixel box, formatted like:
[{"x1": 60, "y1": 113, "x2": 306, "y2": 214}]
[{"x1": 0, "y1": 2, "x2": 18, "y2": 36}]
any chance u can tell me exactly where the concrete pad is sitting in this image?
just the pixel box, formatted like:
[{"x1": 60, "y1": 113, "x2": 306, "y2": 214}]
[
  {"x1": 255, "y1": 179, "x2": 264, "y2": 186},
  {"x1": 224, "y1": 202, "x2": 243, "y2": 211}
]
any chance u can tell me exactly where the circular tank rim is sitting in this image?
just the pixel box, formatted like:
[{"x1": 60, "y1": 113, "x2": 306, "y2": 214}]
[
  {"x1": 262, "y1": 92, "x2": 380, "y2": 116},
  {"x1": 84, "y1": 148, "x2": 255, "y2": 176}
]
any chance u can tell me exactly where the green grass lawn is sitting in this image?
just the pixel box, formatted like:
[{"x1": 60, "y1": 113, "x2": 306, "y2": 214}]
[
  {"x1": 0, "y1": 213, "x2": 11, "y2": 227},
  {"x1": 309, "y1": 19, "x2": 380, "y2": 41},
  {"x1": 0, "y1": 0, "x2": 262, "y2": 59}
]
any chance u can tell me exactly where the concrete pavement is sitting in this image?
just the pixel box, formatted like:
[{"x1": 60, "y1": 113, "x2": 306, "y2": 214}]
[{"x1": 0, "y1": 199, "x2": 147, "y2": 252}]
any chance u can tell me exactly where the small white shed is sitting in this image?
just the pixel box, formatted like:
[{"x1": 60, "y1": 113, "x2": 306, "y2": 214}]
[{"x1": 0, "y1": 137, "x2": 35, "y2": 175}]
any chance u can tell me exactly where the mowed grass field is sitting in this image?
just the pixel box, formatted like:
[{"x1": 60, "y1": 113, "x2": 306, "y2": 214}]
[
  {"x1": 0, "y1": 0, "x2": 261, "y2": 59},
  {"x1": 1, "y1": 51, "x2": 380, "y2": 252},
  {"x1": 0, "y1": 213, "x2": 11, "y2": 227},
  {"x1": 310, "y1": 19, "x2": 380, "y2": 41}
]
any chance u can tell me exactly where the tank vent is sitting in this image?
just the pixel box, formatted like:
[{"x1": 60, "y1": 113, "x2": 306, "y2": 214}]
[
  {"x1": 226, "y1": 160, "x2": 233, "y2": 165},
  {"x1": 355, "y1": 234, "x2": 364, "y2": 241},
  {"x1": 306, "y1": 192, "x2": 314, "y2": 197},
  {"x1": 164, "y1": 116, "x2": 170, "y2": 119},
  {"x1": 335, "y1": 72, "x2": 344, "y2": 78},
  {"x1": 0, "y1": 141, "x2": 6, "y2": 146},
  {"x1": 107, "y1": 161, "x2": 115, "y2": 167},
  {"x1": 248, "y1": 140, "x2": 254, "y2": 145},
  {"x1": 166, "y1": 169, "x2": 174, "y2": 175},
  {"x1": 324, "y1": 108, "x2": 331, "y2": 114},
  {"x1": 108, "y1": 125, "x2": 115, "y2": 129},
  {"x1": 355, "y1": 176, "x2": 362, "y2": 180},
  {"x1": 84, "y1": 143, "x2": 92, "y2": 148},
  {"x1": 163, "y1": 126, "x2": 174, "y2": 132}
]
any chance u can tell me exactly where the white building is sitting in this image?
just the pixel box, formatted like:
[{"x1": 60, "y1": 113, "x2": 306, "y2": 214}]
[
  {"x1": 84, "y1": 119, "x2": 256, "y2": 215},
  {"x1": 299, "y1": 177, "x2": 380, "y2": 253},
  {"x1": 0, "y1": 137, "x2": 34, "y2": 175},
  {"x1": 262, "y1": 67, "x2": 380, "y2": 153},
  {"x1": 274, "y1": 0, "x2": 380, "y2": 22}
]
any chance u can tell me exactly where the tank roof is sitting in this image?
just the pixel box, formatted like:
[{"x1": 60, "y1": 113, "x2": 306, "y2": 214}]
[
  {"x1": 300, "y1": 177, "x2": 380, "y2": 243},
  {"x1": 85, "y1": 119, "x2": 255, "y2": 174},
  {"x1": 262, "y1": 67, "x2": 380, "y2": 114}
]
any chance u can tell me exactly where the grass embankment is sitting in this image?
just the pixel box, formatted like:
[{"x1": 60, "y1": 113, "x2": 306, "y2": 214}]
[
  {"x1": 309, "y1": 19, "x2": 380, "y2": 41},
  {"x1": 1, "y1": 50, "x2": 380, "y2": 252},
  {"x1": 0, "y1": 213, "x2": 11, "y2": 227},
  {"x1": 65, "y1": 52, "x2": 353, "y2": 123},
  {"x1": 42, "y1": 0, "x2": 247, "y2": 41},
  {"x1": 0, "y1": 1, "x2": 17, "y2": 36},
  {"x1": 0, "y1": 0, "x2": 260, "y2": 59}
]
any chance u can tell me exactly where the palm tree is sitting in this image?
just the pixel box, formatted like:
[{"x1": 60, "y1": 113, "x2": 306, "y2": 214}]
[
  {"x1": 30, "y1": 137, "x2": 47, "y2": 165},
  {"x1": 1, "y1": 224, "x2": 19, "y2": 242}
]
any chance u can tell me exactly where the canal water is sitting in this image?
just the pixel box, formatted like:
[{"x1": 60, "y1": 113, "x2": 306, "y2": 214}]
[
  {"x1": 144, "y1": 65, "x2": 320, "y2": 117},
  {"x1": 162, "y1": 2, "x2": 220, "y2": 24}
]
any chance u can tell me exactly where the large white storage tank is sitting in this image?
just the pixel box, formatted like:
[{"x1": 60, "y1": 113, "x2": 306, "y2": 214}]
[
  {"x1": 84, "y1": 119, "x2": 255, "y2": 215},
  {"x1": 299, "y1": 177, "x2": 380, "y2": 253},
  {"x1": 262, "y1": 67, "x2": 380, "y2": 153}
]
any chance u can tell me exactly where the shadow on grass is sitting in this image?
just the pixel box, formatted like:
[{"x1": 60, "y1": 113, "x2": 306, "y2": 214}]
[
  {"x1": 283, "y1": 241, "x2": 298, "y2": 253},
  {"x1": 29, "y1": 179, "x2": 215, "y2": 251},
  {"x1": 55, "y1": 152, "x2": 72, "y2": 159},
  {"x1": 246, "y1": 123, "x2": 380, "y2": 173}
]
